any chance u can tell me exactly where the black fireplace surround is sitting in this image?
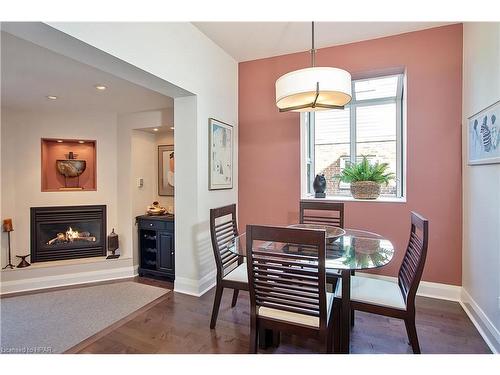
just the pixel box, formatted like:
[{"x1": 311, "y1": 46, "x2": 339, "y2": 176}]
[{"x1": 30, "y1": 205, "x2": 106, "y2": 262}]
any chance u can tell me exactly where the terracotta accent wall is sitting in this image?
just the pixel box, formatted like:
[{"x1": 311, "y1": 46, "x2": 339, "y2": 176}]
[{"x1": 239, "y1": 24, "x2": 463, "y2": 285}]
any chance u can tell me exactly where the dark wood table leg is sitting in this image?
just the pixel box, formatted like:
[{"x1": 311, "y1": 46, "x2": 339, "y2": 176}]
[
  {"x1": 272, "y1": 330, "x2": 281, "y2": 347},
  {"x1": 340, "y1": 269, "x2": 351, "y2": 353},
  {"x1": 258, "y1": 328, "x2": 276, "y2": 349}
]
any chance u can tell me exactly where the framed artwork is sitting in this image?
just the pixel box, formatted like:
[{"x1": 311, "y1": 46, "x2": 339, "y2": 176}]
[
  {"x1": 158, "y1": 145, "x2": 174, "y2": 196},
  {"x1": 468, "y1": 100, "x2": 500, "y2": 165},
  {"x1": 209, "y1": 118, "x2": 233, "y2": 190}
]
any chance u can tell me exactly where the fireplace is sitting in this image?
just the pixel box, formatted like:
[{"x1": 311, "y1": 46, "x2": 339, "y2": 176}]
[{"x1": 30, "y1": 205, "x2": 106, "y2": 262}]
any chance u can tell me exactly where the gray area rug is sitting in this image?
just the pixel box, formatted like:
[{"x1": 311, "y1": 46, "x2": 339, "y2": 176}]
[{"x1": 0, "y1": 281, "x2": 169, "y2": 354}]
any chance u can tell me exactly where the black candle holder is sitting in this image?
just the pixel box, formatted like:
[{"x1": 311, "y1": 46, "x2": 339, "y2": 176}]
[
  {"x1": 2, "y1": 230, "x2": 14, "y2": 269},
  {"x1": 16, "y1": 254, "x2": 31, "y2": 268},
  {"x1": 106, "y1": 228, "x2": 120, "y2": 259}
]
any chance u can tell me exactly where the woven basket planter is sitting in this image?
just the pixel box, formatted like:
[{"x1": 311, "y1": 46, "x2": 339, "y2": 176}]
[{"x1": 350, "y1": 181, "x2": 381, "y2": 199}]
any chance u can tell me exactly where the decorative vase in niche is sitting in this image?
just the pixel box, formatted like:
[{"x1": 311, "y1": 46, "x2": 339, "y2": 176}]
[
  {"x1": 56, "y1": 151, "x2": 86, "y2": 190},
  {"x1": 313, "y1": 174, "x2": 327, "y2": 198},
  {"x1": 56, "y1": 159, "x2": 86, "y2": 178}
]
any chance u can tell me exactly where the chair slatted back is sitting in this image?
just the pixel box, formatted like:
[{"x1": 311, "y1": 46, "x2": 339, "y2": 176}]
[
  {"x1": 300, "y1": 201, "x2": 344, "y2": 228},
  {"x1": 210, "y1": 204, "x2": 241, "y2": 280},
  {"x1": 398, "y1": 212, "x2": 429, "y2": 307},
  {"x1": 246, "y1": 225, "x2": 328, "y2": 330}
]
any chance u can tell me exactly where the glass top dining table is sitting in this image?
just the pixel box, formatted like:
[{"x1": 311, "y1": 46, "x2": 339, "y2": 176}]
[
  {"x1": 226, "y1": 224, "x2": 395, "y2": 353},
  {"x1": 226, "y1": 225, "x2": 395, "y2": 271}
]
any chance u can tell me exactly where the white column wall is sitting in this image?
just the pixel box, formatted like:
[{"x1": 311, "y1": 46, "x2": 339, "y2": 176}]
[{"x1": 462, "y1": 22, "x2": 500, "y2": 348}]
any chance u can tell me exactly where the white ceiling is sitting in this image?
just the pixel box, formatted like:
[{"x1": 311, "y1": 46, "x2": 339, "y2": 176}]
[
  {"x1": 140, "y1": 126, "x2": 174, "y2": 135},
  {"x1": 193, "y1": 22, "x2": 454, "y2": 62},
  {"x1": 1, "y1": 32, "x2": 173, "y2": 113}
]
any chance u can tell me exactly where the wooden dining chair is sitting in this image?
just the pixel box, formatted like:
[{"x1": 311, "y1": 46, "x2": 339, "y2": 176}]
[
  {"x1": 209, "y1": 204, "x2": 248, "y2": 329},
  {"x1": 334, "y1": 211, "x2": 429, "y2": 353},
  {"x1": 299, "y1": 201, "x2": 346, "y2": 287},
  {"x1": 299, "y1": 200, "x2": 344, "y2": 228},
  {"x1": 246, "y1": 225, "x2": 340, "y2": 353}
]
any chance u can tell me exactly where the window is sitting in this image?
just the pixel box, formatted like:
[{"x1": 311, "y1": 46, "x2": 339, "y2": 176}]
[{"x1": 303, "y1": 74, "x2": 405, "y2": 199}]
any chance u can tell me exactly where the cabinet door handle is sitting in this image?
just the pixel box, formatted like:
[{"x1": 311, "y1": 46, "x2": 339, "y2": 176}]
[{"x1": 149, "y1": 223, "x2": 154, "y2": 227}]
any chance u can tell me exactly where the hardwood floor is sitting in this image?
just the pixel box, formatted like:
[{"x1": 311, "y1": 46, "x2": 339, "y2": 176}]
[{"x1": 73, "y1": 277, "x2": 491, "y2": 354}]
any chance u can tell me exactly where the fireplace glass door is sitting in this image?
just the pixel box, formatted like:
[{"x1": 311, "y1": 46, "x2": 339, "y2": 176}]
[
  {"x1": 31, "y1": 205, "x2": 106, "y2": 262},
  {"x1": 38, "y1": 220, "x2": 102, "y2": 251}
]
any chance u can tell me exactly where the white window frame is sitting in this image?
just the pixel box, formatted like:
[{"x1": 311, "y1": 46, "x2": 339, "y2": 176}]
[{"x1": 301, "y1": 73, "x2": 407, "y2": 202}]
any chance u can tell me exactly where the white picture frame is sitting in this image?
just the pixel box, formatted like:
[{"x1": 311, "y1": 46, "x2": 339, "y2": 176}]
[
  {"x1": 209, "y1": 118, "x2": 233, "y2": 190},
  {"x1": 468, "y1": 100, "x2": 500, "y2": 165}
]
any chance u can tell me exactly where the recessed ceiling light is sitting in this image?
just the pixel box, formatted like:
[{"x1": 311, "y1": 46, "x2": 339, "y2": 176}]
[
  {"x1": 78, "y1": 140, "x2": 85, "y2": 144},
  {"x1": 57, "y1": 140, "x2": 63, "y2": 143},
  {"x1": 47, "y1": 95, "x2": 58, "y2": 100},
  {"x1": 153, "y1": 128, "x2": 159, "y2": 132},
  {"x1": 95, "y1": 85, "x2": 107, "y2": 91},
  {"x1": 170, "y1": 127, "x2": 175, "y2": 130}
]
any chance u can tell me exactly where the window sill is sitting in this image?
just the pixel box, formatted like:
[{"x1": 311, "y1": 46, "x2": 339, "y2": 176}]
[{"x1": 301, "y1": 195, "x2": 407, "y2": 204}]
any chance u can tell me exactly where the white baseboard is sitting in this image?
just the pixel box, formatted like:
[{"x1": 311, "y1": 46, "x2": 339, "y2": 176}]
[
  {"x1": 174, "y1": 269, "x2": 216, "y2": 297},
  {"x1": 416, "y1": 280, "x2": 462, "y2": 301},
  {"x1": 460, "y1": 288, "x2": 499, "y2": 354},
  {"x1": 356, "y1": 272, "x2": 462, "y2": 301},
  {"x1": 197, "y1": 269, "x2": 217, "y2": 296},
  {"x1": 1, "y1": 265, "x2": 137, "y2": 295},
  {"x1": 174, "y1": 270, "x2": 462, "y2": 301},
  {"x1": 173, "y1": 276, "x2": 202, "y2": 296}
]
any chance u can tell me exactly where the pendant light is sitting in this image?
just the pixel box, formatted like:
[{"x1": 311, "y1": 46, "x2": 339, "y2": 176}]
[{"x1": 275, "y1": 22, "x2": 352, "y2": 112}]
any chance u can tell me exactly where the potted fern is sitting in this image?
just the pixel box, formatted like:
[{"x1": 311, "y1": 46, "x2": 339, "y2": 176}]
[{"x1": 339, "y1": 156, "x2": 395, "y2": 199}]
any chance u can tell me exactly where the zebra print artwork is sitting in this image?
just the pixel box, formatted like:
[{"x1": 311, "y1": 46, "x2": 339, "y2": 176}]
[
  {"x1": 468, "y1": 100, "x2": 500, "y2": 165},
  {"x1": 480, "y1": 116, "x2": 492, "y2": 152}
]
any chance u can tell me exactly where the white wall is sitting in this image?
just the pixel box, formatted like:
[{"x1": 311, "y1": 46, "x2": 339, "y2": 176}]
[
  {"x1": 48, "y1": 22, "x2": 239, "y2": 295},
  {"x1": 0, "y1": 56, "x2": 2, "y2": 248},
  {"x1": 131, "y1": 130, "x2": 157, "y2": 264},
  {"x1": 462, "y1": 22, "x2": 500, "y2": 348},
  {"x1": 1, "y1": 109, "x2": 119, "y2": 260}
]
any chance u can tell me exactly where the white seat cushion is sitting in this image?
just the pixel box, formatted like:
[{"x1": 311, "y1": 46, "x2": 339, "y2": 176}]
[
  {"x1": 257, "y1": 292, "x2": 334, "y2": 328},
  {"x1": 335, "y1": 275, "x2": 406, "y2": 310},
  {"x1": 223, "y1": 263, "x2": 248, "y2": 283}
]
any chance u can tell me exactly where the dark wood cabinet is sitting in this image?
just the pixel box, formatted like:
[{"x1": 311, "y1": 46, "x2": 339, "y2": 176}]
[
  {"x1": 136, "y1": 215, "x2": 174, "y2": 280},
  {"x1": 157, "y1": 231, "x2": 174, "y2": 273}
]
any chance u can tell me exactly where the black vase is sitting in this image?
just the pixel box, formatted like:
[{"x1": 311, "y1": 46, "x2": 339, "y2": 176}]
[{"x1": 313, "y1": 174, "x2": 327, "y2": 198}]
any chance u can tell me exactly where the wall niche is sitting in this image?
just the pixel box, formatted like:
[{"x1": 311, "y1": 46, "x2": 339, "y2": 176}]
[{"x1": 41, "y1": 138, "x2": 97, "y2": 192}]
